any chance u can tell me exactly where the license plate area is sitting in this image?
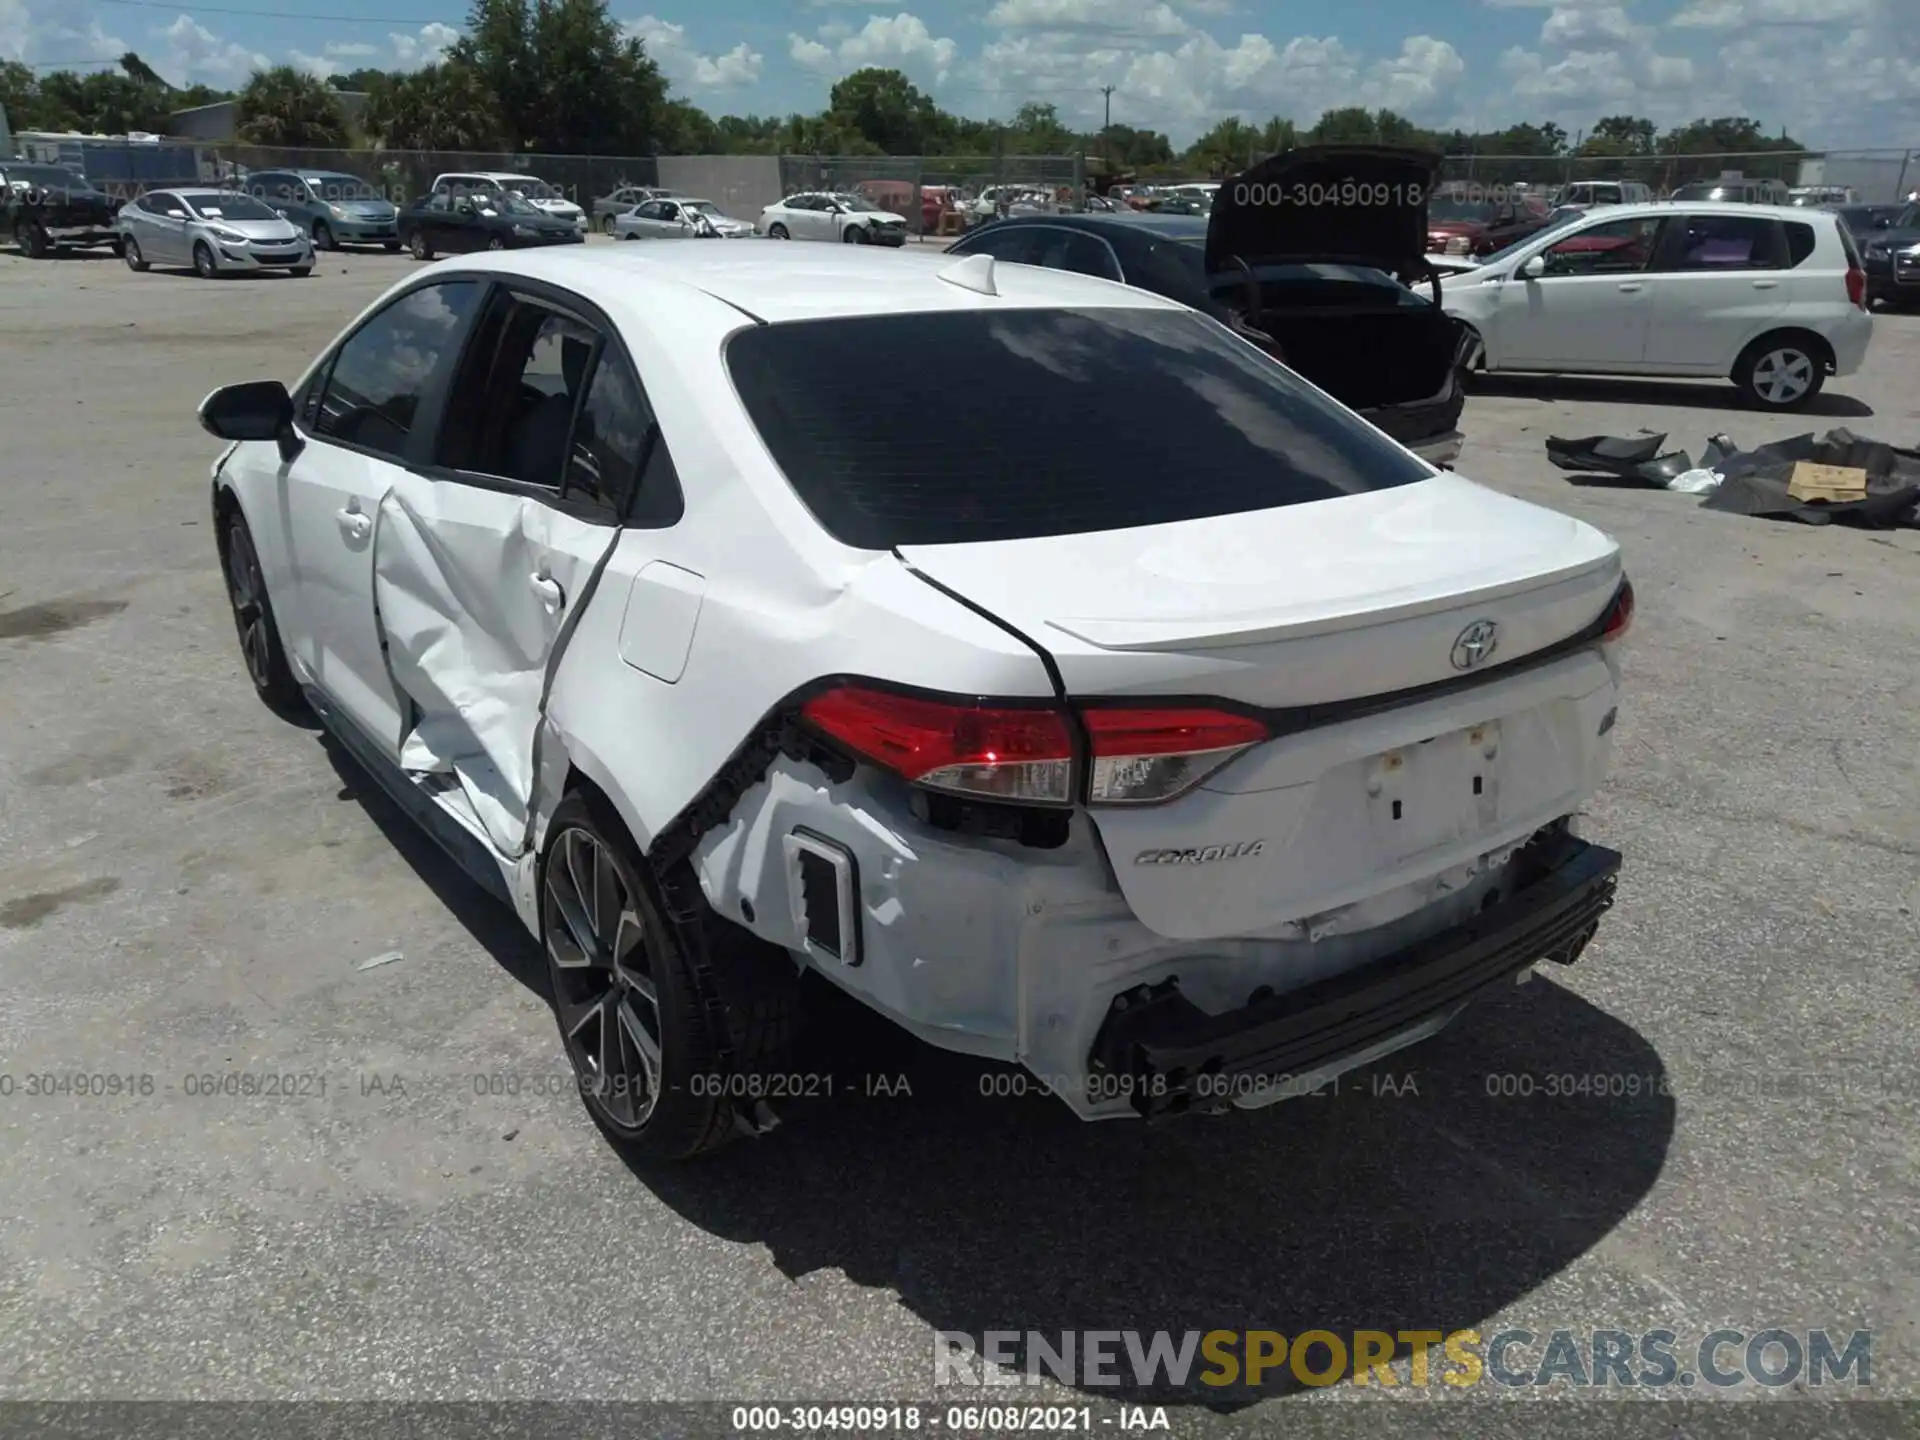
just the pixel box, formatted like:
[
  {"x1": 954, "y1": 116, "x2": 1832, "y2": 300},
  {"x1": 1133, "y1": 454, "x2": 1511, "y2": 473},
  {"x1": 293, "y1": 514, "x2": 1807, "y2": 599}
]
[{"x1": 1365, "y1": 721, "x2": 1503, "y2": 864}]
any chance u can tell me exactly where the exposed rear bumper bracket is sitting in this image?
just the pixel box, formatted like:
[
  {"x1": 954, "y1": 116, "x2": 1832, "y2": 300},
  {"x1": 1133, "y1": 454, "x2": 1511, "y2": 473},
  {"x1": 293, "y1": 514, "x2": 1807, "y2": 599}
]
[{"x1": 1089, "y1": 830, "x2": 1622, "y2": 1120}]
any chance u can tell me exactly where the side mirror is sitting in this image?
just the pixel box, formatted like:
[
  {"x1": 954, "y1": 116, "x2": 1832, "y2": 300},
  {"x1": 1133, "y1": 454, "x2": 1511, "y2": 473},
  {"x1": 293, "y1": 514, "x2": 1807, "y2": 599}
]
[
  {"x1": 1519, "y1": 254, "x2": 1547, "y2": 279},
  {"x1": 199, "y1": 380, "x2": 300, "y2": 461}
]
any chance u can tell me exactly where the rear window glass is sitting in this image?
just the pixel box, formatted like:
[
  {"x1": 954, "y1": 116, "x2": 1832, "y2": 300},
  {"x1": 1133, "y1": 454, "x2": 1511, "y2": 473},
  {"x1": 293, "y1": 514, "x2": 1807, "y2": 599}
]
[{"x1": 726, "y1": 307, "x2": 1433, "y2": 549}]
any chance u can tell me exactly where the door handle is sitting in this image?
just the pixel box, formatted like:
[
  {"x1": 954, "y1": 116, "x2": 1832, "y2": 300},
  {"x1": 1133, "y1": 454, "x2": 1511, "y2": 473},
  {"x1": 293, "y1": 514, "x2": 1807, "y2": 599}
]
[
  {"x1": 1617, "y1": 281, "x2": 1643, "y2": 292},
  {"x1": 529, "y1": 573, "x2": 564, "y2": 613},
  {"x1": 1752, "y1": 279, "x2": 1779, "y2": 289},
  {"x1": 335, "y1": 508, "x2": 372, "y2": 540}
]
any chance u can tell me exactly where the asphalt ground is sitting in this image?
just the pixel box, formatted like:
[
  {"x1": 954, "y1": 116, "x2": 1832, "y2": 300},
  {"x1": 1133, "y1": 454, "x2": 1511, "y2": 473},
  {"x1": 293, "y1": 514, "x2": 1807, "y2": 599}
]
[{"x1": 1, "y1": 234, "x2": 1915, "y2": 1439}]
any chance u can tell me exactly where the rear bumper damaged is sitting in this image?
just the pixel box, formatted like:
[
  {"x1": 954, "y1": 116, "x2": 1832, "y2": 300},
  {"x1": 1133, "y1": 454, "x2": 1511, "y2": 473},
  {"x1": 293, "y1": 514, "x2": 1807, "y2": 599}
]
[
  {"x1": 691, "y1": 752, "x2": 1620, "y2": 1122},
  {"x1": 1090, "y1": 830, "x2": 1620, "y2": 1119}
]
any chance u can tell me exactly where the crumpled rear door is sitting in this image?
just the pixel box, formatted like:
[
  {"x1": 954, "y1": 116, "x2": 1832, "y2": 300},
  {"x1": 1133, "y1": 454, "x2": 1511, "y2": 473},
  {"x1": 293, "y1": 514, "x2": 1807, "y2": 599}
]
[{"x1": 372, "y1": 471, "x2": 619, "y2": 856}]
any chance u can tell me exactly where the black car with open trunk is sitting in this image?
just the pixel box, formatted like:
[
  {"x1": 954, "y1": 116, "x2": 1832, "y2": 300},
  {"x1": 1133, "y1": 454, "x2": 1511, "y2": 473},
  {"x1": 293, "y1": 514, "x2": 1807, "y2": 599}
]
[{"x1": 948, "y1": 145, "x2": 1473, "y2": 467}]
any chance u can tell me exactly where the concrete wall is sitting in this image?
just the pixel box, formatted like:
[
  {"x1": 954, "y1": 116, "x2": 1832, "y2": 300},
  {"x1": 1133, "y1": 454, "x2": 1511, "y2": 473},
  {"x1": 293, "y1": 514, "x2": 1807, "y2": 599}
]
[
  {"x1": 657, "y1": 155, "x2": 783, "y2": 221},
  {"x1": 1796, "y1": 154, "x2": 1918, "y2": 203}
]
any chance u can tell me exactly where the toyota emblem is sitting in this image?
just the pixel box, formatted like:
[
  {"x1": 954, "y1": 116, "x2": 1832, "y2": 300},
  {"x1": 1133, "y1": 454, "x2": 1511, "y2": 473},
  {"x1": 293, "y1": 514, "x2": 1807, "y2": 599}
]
[{"x1": 1450, "y1": 619, "x2": 1499, "y2": 671}]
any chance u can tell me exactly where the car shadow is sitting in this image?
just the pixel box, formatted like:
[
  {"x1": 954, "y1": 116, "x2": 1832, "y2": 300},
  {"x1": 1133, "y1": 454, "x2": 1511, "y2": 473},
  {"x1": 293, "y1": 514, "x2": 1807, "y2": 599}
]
[
  {"x1": 628, "y1": 972, "x2": 1673, "y2": 1410},
  {"x1": 317, "y1": 731, "x2": 549, "y2": 999},
  {"x1": 1469, "y1": 372, "x2": 1874, "y2": 417},
  {"x1": 24, "y1": 247, "x2": 120, "y2": 260}
]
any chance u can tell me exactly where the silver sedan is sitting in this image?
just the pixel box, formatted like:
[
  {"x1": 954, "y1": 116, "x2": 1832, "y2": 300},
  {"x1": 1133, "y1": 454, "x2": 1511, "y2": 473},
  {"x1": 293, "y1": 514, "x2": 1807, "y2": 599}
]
[
  {"x1": 118, "y1": 187, "x2": 314, "y2": 278},
  {"x1": 613, "y1": 196, "x2": 754, "y2": 240}
]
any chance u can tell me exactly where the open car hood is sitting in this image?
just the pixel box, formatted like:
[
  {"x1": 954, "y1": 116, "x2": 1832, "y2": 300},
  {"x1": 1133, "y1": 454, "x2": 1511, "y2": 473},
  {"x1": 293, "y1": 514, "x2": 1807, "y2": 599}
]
[{"x1": 1206, "y1": 145, "x2": 1441, "y2": 277}]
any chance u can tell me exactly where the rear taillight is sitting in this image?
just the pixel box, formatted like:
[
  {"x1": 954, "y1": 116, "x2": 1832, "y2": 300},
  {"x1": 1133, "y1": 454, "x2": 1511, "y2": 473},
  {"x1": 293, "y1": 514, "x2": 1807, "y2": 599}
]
[
  {"x1": 799, "y1": 686, "x2": 1271, "y2": 807},
  {"x1": 1601, "y1": 578, "x2": 1635, "y2": 644},
  {"x1": 800, "y1": 685, "x2": 1075, "y2": 804},
  {"x1": 1082, "y1": 706, "x2": 1270, "y2": 805},
  {"x1": 1846, "y1": 265, "x2": 1866, "y2": 309}
]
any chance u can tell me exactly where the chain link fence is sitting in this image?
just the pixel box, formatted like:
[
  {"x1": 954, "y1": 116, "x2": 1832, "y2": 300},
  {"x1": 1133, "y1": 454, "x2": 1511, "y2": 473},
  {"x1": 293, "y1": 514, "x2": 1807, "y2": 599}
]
[{"x1": 1433, "y1": 147, "x2": 1917, "y2": 203}]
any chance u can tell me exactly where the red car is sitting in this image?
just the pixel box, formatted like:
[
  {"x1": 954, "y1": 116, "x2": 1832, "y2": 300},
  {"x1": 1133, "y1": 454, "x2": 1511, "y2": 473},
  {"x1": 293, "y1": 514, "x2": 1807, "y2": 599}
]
[{"x1": 1426, "y1": 194, "x2": 1553, "y2": 258}]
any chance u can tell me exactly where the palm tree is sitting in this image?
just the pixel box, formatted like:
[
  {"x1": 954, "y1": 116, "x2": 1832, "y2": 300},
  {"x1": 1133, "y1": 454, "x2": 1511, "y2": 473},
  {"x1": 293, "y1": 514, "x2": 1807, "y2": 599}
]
[{"x1": 235, "y1": 66, "x2": 348, "y2": 149}]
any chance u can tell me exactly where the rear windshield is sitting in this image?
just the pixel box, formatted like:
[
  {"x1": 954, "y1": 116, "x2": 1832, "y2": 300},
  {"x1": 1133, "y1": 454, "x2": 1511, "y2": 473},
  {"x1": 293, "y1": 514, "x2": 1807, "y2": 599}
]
[{"x1": 726, "y1": 307, "x2": 1433, "y2": 549}]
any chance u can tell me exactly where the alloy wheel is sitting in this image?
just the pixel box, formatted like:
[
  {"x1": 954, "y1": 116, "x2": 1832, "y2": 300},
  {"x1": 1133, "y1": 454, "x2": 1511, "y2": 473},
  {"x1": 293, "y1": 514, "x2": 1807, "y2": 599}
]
[
  {"x1": 123, "y1": 237, "x2": 144, "y2": 271},
  {"x1": 225, "y1": 523, "x2": 272, "y2": 690},
  {"x1": 194, "y1": 243, "x2": 216, "y2": 278},
  {"x1": 545, "y1": 826, "x2": 664, "y2": 1131},
  {"x1": 1750, "y1": 347, "x2": 1814, "y2": 406}
]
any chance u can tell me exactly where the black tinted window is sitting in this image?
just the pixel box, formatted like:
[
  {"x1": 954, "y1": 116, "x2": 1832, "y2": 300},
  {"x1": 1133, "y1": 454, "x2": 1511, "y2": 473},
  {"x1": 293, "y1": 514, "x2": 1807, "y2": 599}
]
[
  {"x1": 1783, "y1": 221, "x2": 1816, "y2": 266},
  {"x1": 958, "y1": 227, "x2": 1037, "y2": 263},
  {"x1": 568, "y1": 351, "x2": 681, "y2": 524},
  {"x1": 316, "y1": 281, "x2": 481, "y2": 459},
  {"x1": 726, "y1": 307, "x2": 1432, "y2": 549}
]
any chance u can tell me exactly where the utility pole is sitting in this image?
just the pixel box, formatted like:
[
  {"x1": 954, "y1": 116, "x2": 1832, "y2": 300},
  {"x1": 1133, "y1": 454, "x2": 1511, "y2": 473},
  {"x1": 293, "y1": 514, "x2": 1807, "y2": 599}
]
[{"x1": 1099, "y1": 84, "x2": 1115, "y2": 162}]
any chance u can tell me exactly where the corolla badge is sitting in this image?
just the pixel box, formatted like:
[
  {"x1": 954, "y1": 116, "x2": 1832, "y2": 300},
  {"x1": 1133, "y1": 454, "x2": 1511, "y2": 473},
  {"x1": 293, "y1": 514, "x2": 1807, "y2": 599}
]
[
  {"x1": 1134, "y1": 841, "x2": 1265, "y2": 866},
  {"x1": 1450, "y1": 619, "x2": 1499, "y2": 671}
]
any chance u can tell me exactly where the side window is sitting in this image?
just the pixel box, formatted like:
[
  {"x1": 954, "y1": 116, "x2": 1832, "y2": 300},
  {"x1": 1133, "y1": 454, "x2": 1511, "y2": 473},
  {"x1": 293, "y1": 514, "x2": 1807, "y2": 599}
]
[
  {"x1": 313, "y1": 281, "x2": 483, "y2": 459},
  {"x1": 1540, "y1": 217, "x2": 1662, "y2": 276},
  {"x1": 1669, "y1": 215, "x2": 1784, "y2": 271},
  {"x1": 1056, "y1": 232, "x2": 1121, "y2": 280},
  {"x1": 433, "y1": 296, "x2": 596, "y2": 490},
  {"x1": 658, "y1": 202, "x2": 680, "y2": 221},
  {"x1": 1783, "y1": 221, "x2": 1817, "y2": 267},
  {"x1": 564, "y1": 349, "x2": 670, "y2": 520},
  {"x1": 428, "y1": 185, "x2": 452, "y2": 212}
]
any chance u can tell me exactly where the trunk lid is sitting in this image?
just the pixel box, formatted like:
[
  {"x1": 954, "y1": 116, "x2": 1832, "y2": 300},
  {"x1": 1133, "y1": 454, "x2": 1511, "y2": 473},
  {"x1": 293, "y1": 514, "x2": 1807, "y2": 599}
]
[
  {"x1": 898, "y1": 476, "x2": 1624, "y2": 941},
  {"x1": 1207, "y1": 144, "x2": 1441, "y2": 277}
]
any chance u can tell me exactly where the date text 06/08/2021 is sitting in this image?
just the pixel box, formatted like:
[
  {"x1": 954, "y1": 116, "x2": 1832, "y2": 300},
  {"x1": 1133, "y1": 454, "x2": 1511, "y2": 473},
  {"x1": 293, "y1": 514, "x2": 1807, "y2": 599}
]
[{"x1": 729, "y1": 1405, "x2": 1167, "y2": 1433}]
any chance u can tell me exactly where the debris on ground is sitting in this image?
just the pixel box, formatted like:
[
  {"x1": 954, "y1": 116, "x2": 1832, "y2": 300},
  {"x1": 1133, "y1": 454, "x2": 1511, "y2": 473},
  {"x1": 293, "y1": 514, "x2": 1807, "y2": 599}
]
[
  {"x1": 357, "y1": 950, "x2": 406, "y2": 971},
  {"x1": 1545, "y1": 428, "x2": 1920, "y2": 528}
]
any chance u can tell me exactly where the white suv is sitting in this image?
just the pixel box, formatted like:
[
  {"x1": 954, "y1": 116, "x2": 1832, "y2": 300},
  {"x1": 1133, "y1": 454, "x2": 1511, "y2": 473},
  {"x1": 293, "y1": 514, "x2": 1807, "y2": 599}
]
[
  {"x1": 1436, "y1": 201, "x2": 1872, "y2": 409},
  {"x1": 197, "y1": 244, "x2": 1629, "y2": 1159}
]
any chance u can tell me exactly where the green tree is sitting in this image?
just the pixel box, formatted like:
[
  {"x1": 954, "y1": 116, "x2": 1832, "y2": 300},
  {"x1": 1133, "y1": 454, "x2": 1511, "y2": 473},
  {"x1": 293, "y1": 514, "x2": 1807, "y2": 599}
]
[
  {"x1": 1589, "y1": 115, "x2": 1655, "y2": 154},
  {"x1": 361, "y1": 63, "x2": 504, "y2": 150},
  {"x1": 235, "y1": 66, "x2": 349, "y2": 147},
  {"x1": 1183, "y1": 116, "x2": 1265, "y2": 174},
  {"x1": 2, "y1": 60, "x2": 47, "y2": 129},
  {"x1": 449, "y1": 0, "x2": 667, "y2": 152},
  {"x1": 35, "y1": 70, "x2": 173, "y2": 133},
  {"x1": 827, "y1": 67, "x2": 939, "y2": 154},
  {"x1": 330, "y1": 68, "x2": 395, "y2": 94}
]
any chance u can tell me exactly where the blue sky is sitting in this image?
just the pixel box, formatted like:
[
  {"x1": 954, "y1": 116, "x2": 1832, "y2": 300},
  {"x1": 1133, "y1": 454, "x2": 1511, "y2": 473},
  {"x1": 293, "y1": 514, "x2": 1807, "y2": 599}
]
[{"x1": 4, "y1": 0, "x2": 1917, "y2": 147}]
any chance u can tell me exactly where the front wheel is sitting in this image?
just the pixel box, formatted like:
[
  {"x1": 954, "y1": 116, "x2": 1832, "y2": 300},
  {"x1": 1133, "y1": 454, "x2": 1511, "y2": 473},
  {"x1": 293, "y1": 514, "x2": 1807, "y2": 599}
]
[
  {"x1": 123, "y1": 235, "x2": 149, "y2": 272},
  {"x1": 311, "y1": 220, "x2": 335, "y2": 251},
  {"x1": 15, "y1": 220, "x2": 49, "y2": 258},
  {"x1": 407, "y1": 230, "x2": 432, "y2": 260},
  {"x1": 767, "y1": 223, "x2": 789, "y2": 240},
  {"x1": 1735, "y1": 336, "x2": 1825, "y2": 410},
  {"x1": 541, "y1": 794, "x2": 798, "y2": 1160},
  {"x1": 487, "y1": 234, "x2": 506, "y2": 251},
  {"x1": 844, "y1": 223, "x2": 867, "y2": 244},
  {"x1": 288, "y1": 264, "x2": 312, "y2": 277},
  {"x1": 193, "y1": 241, "x2": 219, "y2": 278}
]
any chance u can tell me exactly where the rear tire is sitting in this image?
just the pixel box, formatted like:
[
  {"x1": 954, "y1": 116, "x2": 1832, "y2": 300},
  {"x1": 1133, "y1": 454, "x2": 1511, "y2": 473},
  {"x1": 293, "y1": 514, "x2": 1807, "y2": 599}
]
[
  {"x1": 1734, "y1": 333, "x2": 1826, "y2": 410},
  {"x1": 221, "y1": 507, "x2": 304, "y2": 716},
  {"x1": 541, "y1": 791, "x2": 801, "y2": 1161},
  {"x1": 193, "y1": 241, "x2": 219, "y2": 278},
  {"x1": 601, "y1": 214, "x2": 618, "y2": 235},
  {"x1": 15, "y1": 220, "x2": 49, "y2": 258}
]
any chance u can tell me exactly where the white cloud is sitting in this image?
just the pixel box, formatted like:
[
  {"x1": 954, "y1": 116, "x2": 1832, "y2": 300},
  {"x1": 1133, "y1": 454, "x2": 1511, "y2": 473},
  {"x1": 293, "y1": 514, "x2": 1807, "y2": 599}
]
[
  {"x1": 789, "y1": 33, "x2": 834, "y2": 70},
  {"x1": 837, "y1": 13, "x2": 958, "y2": 81},
  {"x1": 985, "y1": 0, "x2": 1188, "y2": 39},
  {"x1": 1671, "y1": 0, "x2": 1873, "y2": 25},
  {"x1": 389, "y1": 22, "x2": 459, "y2": 68},
  {"x1": 0, "y1": 0, "x2": 127, "y2": 71},
  {"x1": 155, "y1": 15, "x2": 268, "y2": 88},
  {"x1": 1540, "y1": 4, "x2": 1642, "y2": 46},
  {"x1": 627, "y1": 14, "x2": 763, "y2": 88}
]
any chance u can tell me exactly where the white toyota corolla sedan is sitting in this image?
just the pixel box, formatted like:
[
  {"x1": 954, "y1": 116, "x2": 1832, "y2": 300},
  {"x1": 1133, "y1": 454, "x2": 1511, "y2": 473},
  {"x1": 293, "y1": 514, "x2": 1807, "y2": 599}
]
[{"x1": 200, "y1": 243, "x2": 1631, "y2": 1159}]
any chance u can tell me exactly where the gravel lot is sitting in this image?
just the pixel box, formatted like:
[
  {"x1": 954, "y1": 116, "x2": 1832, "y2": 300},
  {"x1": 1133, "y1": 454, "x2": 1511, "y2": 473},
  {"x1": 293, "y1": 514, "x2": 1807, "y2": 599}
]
[{"x1": 1, "y1": 238, "x2": 1916, "y2": 1437}]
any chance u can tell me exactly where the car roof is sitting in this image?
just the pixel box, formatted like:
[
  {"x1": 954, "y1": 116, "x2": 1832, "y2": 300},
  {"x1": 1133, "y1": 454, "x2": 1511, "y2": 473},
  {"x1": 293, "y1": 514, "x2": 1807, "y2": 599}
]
[
  {"x1": 1558, "y1": 199, "x2": 1839, "y2": 223},
  {"x1": 995, "y1": 212, "x2": 1210, "y2": 240},
  {"x1": 435, "y1": 243, "x2": 1185, "y2": 327}
]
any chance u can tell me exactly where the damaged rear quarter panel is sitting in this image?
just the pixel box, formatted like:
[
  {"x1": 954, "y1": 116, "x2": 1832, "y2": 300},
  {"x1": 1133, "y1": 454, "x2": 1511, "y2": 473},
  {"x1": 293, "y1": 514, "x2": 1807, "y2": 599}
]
[{"x1": 525, "y1": 292, "x2": 1057, "y2": 891}]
